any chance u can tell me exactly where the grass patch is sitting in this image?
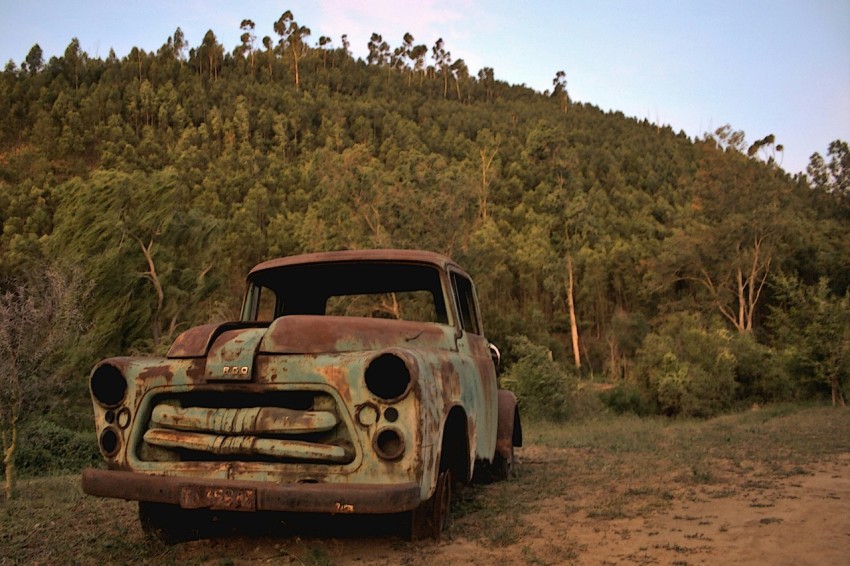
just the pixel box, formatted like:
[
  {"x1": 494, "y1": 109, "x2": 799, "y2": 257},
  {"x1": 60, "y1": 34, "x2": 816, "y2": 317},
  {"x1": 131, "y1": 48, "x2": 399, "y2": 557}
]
[
  {"x1": 1, "y1": 404, "x2": 847, "y2": 564},
  {"x1": 527, "y1": 404, "x2": 850, "y2": 482},
  {"x1": 586, "y1": 494, "x2": 630, "y2": 519},
  {"x1": 0, "y1": 476, "x2": 171, "y2": 565}
]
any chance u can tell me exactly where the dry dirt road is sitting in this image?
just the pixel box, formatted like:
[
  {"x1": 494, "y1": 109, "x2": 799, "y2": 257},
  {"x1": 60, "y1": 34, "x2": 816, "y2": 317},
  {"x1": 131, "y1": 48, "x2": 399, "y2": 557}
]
[{"x1": 164, "y1": 448, "x2": 850, "y2": 565}]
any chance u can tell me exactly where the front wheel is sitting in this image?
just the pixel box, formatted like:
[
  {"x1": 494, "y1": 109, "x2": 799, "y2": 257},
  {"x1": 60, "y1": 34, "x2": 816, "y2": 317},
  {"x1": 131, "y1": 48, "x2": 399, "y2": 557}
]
[
  {"x1": 493, "y1": 444, "x2": 516, "y2": 480},
  {"x1": 409, "y1": 468, "x2": 451, "y2": 541},
  {"x1": 138, "y1": 502, "x2": 209, "y2": 544}
]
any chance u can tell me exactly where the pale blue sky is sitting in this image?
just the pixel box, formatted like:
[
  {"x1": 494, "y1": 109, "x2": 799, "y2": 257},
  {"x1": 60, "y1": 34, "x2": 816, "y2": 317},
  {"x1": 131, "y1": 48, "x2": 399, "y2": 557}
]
[{"x1": 2, "y1": 0, "x2": 848, "y2": 175}]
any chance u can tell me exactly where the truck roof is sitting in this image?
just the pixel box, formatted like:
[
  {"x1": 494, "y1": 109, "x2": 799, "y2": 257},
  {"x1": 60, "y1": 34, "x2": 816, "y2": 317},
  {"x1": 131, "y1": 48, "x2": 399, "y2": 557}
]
[{"x1": 248, "y1": 249, "x2": 464, "y2": 277}]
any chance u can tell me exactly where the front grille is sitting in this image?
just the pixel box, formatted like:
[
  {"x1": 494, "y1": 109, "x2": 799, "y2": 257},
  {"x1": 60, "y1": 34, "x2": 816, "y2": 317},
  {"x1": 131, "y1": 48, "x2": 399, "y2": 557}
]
[{"x1": 137, "y1": 390, "x2": 355, "y2": 465}]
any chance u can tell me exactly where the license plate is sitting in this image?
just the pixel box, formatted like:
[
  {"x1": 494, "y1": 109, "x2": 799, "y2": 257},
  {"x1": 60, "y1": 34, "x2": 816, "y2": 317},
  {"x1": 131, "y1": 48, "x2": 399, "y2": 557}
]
[{"x1": 180, "y1": 485, "x2": 257, "y2": 511}]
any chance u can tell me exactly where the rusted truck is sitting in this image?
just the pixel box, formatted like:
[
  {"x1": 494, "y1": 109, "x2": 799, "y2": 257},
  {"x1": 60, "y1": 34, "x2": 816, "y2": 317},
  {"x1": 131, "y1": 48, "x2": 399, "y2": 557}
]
[{"x1": 82, "y1": 249, "x2": 522, "y2": 540}]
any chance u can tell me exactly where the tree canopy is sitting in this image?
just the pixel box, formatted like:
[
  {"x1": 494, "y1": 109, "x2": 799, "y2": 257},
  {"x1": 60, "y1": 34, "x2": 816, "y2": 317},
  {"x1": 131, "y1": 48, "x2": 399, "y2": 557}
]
[{"x1": 1, "y1": 11, "x2": 848, "y2": 417}]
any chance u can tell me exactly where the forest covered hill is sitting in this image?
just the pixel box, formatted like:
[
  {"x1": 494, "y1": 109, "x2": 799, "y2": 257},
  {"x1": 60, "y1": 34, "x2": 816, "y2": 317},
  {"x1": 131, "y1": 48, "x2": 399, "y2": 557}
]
[{"x1": 1, "y1": 11, "x2": 849, "y2": 423}]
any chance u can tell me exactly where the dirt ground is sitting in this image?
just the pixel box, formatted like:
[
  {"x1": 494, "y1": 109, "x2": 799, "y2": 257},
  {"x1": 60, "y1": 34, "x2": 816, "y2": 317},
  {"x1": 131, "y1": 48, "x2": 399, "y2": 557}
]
[{"x1": 166, "y1": 448, "x2": 850, "y2": 565}]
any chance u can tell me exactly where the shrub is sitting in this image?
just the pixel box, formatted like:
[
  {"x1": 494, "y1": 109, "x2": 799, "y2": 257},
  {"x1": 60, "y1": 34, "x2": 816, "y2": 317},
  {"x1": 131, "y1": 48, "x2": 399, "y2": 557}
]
[
  {"x1": 502, "y1": 335, "x2": 577, "y2": 421},
  {"x1": 599, "y1": 381, "x2": 655, "y2": 416},
  {"x1": 728, "y1": 333, "x2": 797, "y2": 403},
  {"x1": 12, "y1": 419, "x2": 100, "y2": 477},
  {"x1": 768, "y1": 275, "x2": 850, "y2": 406},
  {"x1": 635, "y1": 313, "x2": 737, "y2": 417}
]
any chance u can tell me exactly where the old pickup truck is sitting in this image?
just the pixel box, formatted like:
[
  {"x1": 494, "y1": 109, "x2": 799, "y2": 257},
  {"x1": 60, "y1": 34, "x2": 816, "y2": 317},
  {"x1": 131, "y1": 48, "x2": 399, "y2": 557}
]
[{"x1": 82, "y1": 249, "x2": 522, "y2": 540}]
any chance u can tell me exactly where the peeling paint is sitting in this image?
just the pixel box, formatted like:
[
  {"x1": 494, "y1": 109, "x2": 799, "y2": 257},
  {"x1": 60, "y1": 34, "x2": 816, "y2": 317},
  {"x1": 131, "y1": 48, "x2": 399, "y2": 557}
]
[{"x1": 83, "y1": 250, "x2": 520, "y2": 534}]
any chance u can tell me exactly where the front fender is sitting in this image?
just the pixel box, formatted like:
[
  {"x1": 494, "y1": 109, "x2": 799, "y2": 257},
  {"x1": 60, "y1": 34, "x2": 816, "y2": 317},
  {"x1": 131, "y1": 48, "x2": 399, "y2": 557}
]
[{"x1": 496, "y1": 390, "x2": 522, "y2": 459}]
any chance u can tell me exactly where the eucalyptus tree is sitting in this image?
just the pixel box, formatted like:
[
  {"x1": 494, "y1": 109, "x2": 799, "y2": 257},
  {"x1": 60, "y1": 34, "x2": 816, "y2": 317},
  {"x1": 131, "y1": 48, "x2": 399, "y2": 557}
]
[
  {"x1": 475, "y1": 128, "x2": 501, "y2": 221},
  {"x1": 401, "y1": 32, "x2": 416, "y2": 84},
  {"x1": 23, "y1": 44, "x2": 43, "y2": 75},
  {"x1": 172, "y1": 27, "x2": 187, "y2": 60},
  {"x1": 274, "y1": 10, "x2": 311, "y2": 88},
  {"x1": 410, "y1": 44, "x2": 428, "y2": 84},
  {"x1": 552, "y1": 70, "x2": 569, "y2": 112},
  {"x1": 747, "y1": 133, "x2": 784, "y2": 167},
  {"x1": 63, "y1": 38, "x2": 84, "y2": 89},
  {"x1": 808, "y1": 140, "x2": 850, "y2": 201},
  {"x1": 196, "y1": 30, "x2": 224, "y2": 80},
  {"x1": 262, "y1": 36, "x2": 274, "y2": 78},
  {"x1": 367, "y1": 33, "x2": 390, "y2": 66},
  {"x1": 662, "y1": 141, "x2": 801, "y2": 334},
  {"x1": 318, "y1": 36, "x2": 332, "y2": 68},
  {"x1": 239, "y1": 19, "x2": 257, "y2": 73},
  {"x1": 478, "y1": 67, "x2": 496, "y2": 100},
  {"x1": 450, "y1": 59, "x2": 468, "y2": 101},
  {"x1": 432, "y1": 38, "x2": 452, "y2": 97}
]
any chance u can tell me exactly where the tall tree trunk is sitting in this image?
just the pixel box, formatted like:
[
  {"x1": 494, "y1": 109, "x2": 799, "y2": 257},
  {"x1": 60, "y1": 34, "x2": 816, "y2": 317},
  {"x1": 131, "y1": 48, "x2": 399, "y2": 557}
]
[
  {"x1": 698, "y1": 235, "x2": 771, "y2": 334},
  {"x1": 3, "y1": 411, "x2": 18, "y2": 501},
  {"x1": 136, "y1": 236, "x2": 165, "y2": 345},
  {"x1": 479, "y1": 147, "x2": 497, "y2": 220},
  {"x1": 831, "y1": 375, "x2": 847, "y2": 407},
  {"x1": 566, "y1": 254, "x2": 581, "y2": 369}
]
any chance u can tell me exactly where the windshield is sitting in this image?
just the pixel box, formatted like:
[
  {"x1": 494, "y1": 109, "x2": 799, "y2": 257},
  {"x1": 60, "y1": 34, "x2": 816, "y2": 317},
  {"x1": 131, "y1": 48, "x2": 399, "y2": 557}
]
[{"x1": 242, "y1": 262, "x2": 449, "y2": 324}]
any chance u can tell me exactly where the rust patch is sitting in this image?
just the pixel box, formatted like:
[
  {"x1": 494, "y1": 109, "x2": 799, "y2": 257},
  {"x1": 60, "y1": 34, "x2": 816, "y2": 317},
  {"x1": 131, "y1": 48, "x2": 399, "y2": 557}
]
[
  {"x1": 438, "y1": 360, "x2": 461, "y2": 409},
  {"x1": 151, "y1": 405, "x2": 338, "y2": 434},
  {"x1": 168, "y1": 321, "x2": 269, "y2": 359},
  {"x1": 84, "y1": 249, "x2": 520, "y2": 536},
  {"x1": 262, "y1": 315, "x2": 455, "y2": 354},
  {"x1": 186, "y1": 359, "x2": 206, "y2": 380},
  {"x1": 137, "y1": 364, "x2": 174, "y2": 382},
  {"x1": 167, "y1": 323, "x2": 220, "y2": 358},
  {"x1": 144, "y1": 428, "x2": 352, "y2": 462},
  {"x1": 82, "y1": 468, "x2": 421, "y2": 514},
  {"x1": 320, "y1": 365, "x2": 351, "y2": 403},
  {"x1": 496, "y1": 390, "x2": 520, "y2": 457}
]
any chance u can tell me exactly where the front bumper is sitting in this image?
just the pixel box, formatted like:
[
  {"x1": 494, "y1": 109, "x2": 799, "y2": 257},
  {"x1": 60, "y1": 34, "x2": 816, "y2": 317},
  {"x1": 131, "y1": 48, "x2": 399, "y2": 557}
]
[{"x1": 82, "y1": 468, "x2": 421, "y2": 514}]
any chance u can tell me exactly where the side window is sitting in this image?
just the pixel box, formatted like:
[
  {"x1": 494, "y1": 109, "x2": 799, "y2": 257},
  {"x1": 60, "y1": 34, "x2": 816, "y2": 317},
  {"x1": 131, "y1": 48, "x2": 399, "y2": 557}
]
[
  {"x1": 451, "y1": 273, "x2": 482, "y2": 335},
  {"x1": 256, "y1": 286, "x2": 277, "y2": 321}
]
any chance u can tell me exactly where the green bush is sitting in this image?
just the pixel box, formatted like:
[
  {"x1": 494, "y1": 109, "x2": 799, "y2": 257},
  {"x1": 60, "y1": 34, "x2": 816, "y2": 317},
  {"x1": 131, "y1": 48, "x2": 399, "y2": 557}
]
[
  {"x1": 635, "y1": 313, "x2": 737, "y2": 417},
  {"x1": 13, "y1": 419, "x2": 100, "y2": 477},
  {"x1": 599, "y1": 381, "x2": 656, "y2": 416},
  {"x1": 768, "y1": 275, "x2": 850, "y2": 406},
  {"x1": 502, "y1": 335, "x2": 577, "y2": 421},
  {"x1": 729, "y1": 333, "x2": 797, "y2": 403}
]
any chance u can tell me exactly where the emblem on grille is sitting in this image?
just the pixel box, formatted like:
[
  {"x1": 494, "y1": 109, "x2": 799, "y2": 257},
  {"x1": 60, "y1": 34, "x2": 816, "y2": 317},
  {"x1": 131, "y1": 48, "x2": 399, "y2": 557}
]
[{"x1": 222, "y1": 366, "x2": 250, "y2": 375}]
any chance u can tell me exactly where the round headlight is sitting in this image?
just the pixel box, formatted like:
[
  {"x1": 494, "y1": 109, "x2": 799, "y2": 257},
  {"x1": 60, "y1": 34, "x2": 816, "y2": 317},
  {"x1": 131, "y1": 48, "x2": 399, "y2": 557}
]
[
  {"x1": 365, "y1": 353, "x2": 412, "y2": 401},
  {"x1": 99, "y1": 427, "x2": 120, "y2": 457},
  {"x1": 91, "y1": 363, "x2": 127, "y2": 407},
  {"x1": 373, "y1": 427, "x2": 405, "y2": 461}
]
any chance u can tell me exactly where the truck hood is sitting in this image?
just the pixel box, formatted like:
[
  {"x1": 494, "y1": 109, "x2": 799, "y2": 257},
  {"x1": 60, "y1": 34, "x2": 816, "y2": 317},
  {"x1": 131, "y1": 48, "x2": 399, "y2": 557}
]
[{"x1": 168, "y1": 315, "x2": 457, "y2": 360}]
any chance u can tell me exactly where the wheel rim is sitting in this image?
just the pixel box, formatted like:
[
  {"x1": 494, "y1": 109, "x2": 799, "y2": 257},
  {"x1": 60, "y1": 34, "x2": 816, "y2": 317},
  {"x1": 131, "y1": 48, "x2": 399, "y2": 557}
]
[{"x1": 433, "y1": 469, "x2": 451, "y2": 537}]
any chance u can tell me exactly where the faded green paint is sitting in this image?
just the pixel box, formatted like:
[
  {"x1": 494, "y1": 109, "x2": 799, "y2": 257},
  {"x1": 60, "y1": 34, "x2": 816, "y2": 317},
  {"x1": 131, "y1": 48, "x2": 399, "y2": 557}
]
[
  {"x1": 83, "y1": 250, "x2": 519, "y2": 529},
  {"x1": 88, "y1": 321, "x2": 492, "y2": 499},
  {"x1": 205, "y1": 327, "x2": 267, "y2": 380},
  {"x1": 144, "y1": 429, "x2": 351, "y2": 461},
  {"x1": 150, "y1": 405, "x2": 338, "y2": 434}
]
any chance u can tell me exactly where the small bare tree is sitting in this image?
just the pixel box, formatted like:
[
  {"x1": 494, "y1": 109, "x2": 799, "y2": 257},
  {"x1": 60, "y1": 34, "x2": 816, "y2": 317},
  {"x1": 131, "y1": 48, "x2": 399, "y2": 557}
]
[{"x1": 0, "y1": 266, "x2": 89, "y2": 500}]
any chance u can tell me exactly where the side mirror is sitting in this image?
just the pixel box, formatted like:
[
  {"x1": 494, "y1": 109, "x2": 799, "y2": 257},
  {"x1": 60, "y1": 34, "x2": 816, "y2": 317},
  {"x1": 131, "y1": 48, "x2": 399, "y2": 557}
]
[{"x1": 488, "y1": 343, "x2": 501, "y2": 375}]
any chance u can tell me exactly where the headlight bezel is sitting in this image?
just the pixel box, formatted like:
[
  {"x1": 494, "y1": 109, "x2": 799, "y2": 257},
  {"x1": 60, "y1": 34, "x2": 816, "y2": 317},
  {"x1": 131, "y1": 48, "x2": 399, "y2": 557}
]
[
  {"x1": 364, "y1": 351, "x2": 415, "y2": 402},
  {"x1": 90, "y1": 363, "x2": 128, "y2": 408}
]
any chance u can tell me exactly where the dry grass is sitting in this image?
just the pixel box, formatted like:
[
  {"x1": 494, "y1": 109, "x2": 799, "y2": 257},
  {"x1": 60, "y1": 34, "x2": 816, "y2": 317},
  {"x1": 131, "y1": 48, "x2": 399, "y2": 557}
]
[
  {"x1": 451, "y1": 404, "x2": 850, "y2": 543},
  {"x1": 0, "y1": 474, "x2": 173, "y2": 564},
  {"x1": 1, "y1": 404, "x2": 848, "y2": 564}
]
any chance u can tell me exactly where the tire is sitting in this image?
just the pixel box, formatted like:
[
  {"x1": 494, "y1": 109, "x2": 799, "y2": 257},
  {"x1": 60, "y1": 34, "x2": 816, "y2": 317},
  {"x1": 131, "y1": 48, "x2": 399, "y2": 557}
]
[
  {"x1": 493, "y1": 444, "x2": 515, "y2": 481},
  {"x1": 409, "y1": 468, "x2": 452, "y2": 541},
  {"x1": 138, "y1": 502, "x2": 208, "y2": 544}
]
